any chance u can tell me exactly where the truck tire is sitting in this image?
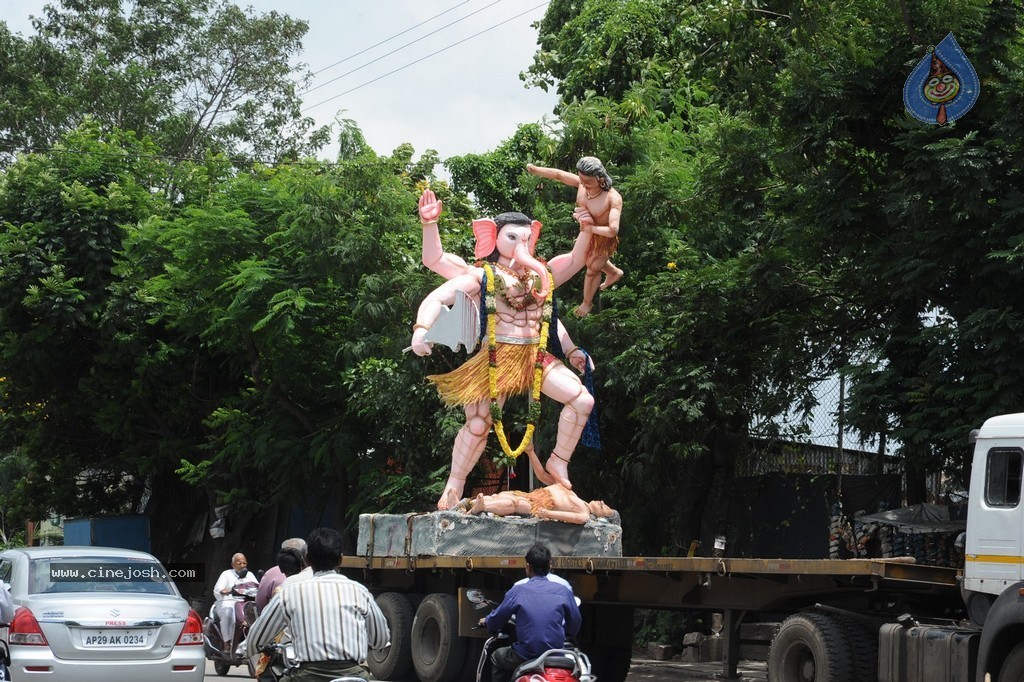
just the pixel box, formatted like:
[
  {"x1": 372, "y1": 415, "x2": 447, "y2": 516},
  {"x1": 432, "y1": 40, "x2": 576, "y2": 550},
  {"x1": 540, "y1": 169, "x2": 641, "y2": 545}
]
[
  {"x1": 964, "y1": 589, "x2": 993, "y2": 626},
  {"x1": 411, "y1": 593, "x2": 467, "y2": 682},
  {"x1": 1001, "y1": 641, "x2": 1024, "y2": 680},
  {"x1": 835, "y1": 616, "x2": 878, "y2": 682},
  {"x1": 457, "y1": 635, "x2": 485, "y2": 682},
  {"x1": 768, "y1": 613, "x2": 855, "y2": 682},
  {"x1": 586, "y1": 644, "x2": 632, "y2": 682},
  {"x1": 368, "y1": 592, "x2": 415, "y2": 681}
]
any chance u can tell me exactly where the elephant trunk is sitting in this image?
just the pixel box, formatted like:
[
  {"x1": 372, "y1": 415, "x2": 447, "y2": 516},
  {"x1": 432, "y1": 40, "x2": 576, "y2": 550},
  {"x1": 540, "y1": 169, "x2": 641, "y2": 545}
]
[{"x1": 513, "y1": 241, "x2": 550, "y2": 302}]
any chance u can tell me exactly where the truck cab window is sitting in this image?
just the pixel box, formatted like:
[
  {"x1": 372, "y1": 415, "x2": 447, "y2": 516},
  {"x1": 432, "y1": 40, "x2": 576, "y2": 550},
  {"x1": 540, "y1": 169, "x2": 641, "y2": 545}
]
[{"x1": 986, "y1": 447, "x2": 1023, "y2": 507}]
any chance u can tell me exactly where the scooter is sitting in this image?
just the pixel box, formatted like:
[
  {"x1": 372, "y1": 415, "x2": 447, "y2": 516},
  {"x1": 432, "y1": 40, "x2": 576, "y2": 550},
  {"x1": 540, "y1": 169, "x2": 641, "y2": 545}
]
[
  {"x1": 466, "y1": 588, "x2": 596, "y2": 682},
  {"x1": 0, "y1": 640, "x2": 10, "y2": 681},
  {"x1": 203, "y1": 582, "x2": 260, "y2": 676},
  {"x1": 477, "y1": 630, "x2": 596, "y2": 682}
]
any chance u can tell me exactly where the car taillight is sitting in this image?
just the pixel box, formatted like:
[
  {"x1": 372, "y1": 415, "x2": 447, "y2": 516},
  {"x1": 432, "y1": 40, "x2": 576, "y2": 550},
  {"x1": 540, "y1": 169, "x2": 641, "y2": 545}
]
[
  {"x1": 9, "y1": 607, "x2": 48, "y2": 646},
  {"x1": 176, "y1": 608, "x2": 203, "y2": 645}
]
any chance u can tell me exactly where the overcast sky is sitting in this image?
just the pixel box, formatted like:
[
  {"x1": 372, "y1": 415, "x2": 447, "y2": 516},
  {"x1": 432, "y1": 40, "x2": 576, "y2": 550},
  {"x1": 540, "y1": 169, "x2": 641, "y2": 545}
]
[{"x1": 2, "y1": 0, "x2": 561, "y2": 163}]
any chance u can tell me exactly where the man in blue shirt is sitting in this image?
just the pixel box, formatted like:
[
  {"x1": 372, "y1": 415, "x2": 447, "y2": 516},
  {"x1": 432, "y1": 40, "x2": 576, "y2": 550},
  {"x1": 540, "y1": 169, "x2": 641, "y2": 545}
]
[{"x1": 484, "y1": 544, "x2": 582, "y2": 682}]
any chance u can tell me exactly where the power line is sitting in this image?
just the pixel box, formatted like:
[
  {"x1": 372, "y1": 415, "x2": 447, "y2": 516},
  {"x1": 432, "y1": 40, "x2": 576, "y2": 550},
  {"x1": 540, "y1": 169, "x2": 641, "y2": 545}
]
[
  {"x1": 0, "y1": 143, "x2": 393, "y2": 170},
  {"x1": 304, "y1": 0, "x2": 504, "y2": 96},
  {"x1": 311, "y1": 1, "x2": 471, "y2": 77},
  {"x1": 303, "y1": 1, "x2": 549, "y2": 114}
]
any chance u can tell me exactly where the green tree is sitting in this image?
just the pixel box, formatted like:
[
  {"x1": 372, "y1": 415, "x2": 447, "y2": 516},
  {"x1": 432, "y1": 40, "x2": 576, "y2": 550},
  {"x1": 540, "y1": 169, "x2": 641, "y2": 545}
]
[
  {"x1": 122, "y1": 140, "x2": 467, "y2": 525},
  {"x1": 446, "y1": 123, "x2": 554, "y2": 216},
  {"x1": 0, "y1": 117, "x2": 462, "y2": 533},
  {"x1": 519, "y1": 0, "x2": 1024, "y2": 551},
  {"x1": 0, "y1": 0, "x2": 329, "y2": 165},
  {"x1": 0, "y1": 120, "x2": 174, "y2": 519},
  {"x1": 696, "y1": 0, "x2": 1024, "y2": 498}
]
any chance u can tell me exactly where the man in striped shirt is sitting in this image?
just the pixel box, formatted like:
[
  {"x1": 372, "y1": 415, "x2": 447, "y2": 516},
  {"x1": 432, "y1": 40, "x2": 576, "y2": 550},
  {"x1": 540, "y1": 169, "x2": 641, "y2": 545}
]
[{"x1": 247, "y1": 527, "x2": 390, "y2": 681}]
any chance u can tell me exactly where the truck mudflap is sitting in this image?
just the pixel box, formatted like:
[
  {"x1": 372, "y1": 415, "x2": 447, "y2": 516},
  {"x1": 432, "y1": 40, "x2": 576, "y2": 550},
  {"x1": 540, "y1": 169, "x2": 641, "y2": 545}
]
[{"x1": 879, "y1": 623, "x2": 979, "y2": 682}]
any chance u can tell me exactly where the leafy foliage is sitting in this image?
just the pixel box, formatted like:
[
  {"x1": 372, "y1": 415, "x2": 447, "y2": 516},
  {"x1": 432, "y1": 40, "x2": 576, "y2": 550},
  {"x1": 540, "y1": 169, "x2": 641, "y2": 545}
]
[
  {"x1": 0, "y1": 121, "x2": 171, "y2": 518},
  {"x1": 0, "y1": 0, "x2": 330, "y2": 165},
  {"x1": 120, "y1": 146, "x2": 456, "y2": 512},
  {"x1": 514, "y1": 0, "x2": 1024, "y2": 546},
  {"x1": 0, "y1": 116, "x2": 456, "y2": 521}
]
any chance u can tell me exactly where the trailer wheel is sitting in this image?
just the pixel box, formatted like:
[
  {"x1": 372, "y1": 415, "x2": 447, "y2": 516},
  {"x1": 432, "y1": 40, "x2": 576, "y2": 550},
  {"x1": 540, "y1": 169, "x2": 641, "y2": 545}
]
[
  {"x1": 411, "y1": 593, "x2": 467, "y2": 682},
  {"x1": 835, "y1": 617, "x2": 878, "y2": 682},
  {"x1": 457, "y1": 635, "x2": 485, "y2": 682},
  {"x1": 368, "y1": 592, "x2": 415, "y2": 681},
  {"x1": 1001, "y1": 641, "x2": 1024, "y2": 680},
  {"x1": 586, "y1": 644, "x2": 632, "y2": 682},
  {"x1": 768, "y1": 613, "x2": 855, "y2": 682}
]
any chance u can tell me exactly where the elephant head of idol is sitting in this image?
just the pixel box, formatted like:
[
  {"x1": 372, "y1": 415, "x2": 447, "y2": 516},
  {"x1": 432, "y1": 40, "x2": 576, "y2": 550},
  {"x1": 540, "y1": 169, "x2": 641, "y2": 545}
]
[{"x1": 473, "y1": 213, "x2": 548, "y2": 302}]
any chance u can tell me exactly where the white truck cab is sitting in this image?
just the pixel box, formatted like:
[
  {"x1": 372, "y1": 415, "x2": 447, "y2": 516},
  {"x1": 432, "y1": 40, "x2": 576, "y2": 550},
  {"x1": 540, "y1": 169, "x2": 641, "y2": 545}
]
[{"x1": 964, "y1": 413, "x2": 1024, "y2": 612}]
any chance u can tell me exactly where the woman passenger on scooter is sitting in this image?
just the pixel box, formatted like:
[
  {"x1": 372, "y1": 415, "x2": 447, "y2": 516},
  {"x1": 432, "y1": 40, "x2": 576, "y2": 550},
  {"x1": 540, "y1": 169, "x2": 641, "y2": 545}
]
[{"x1": 481, "y1": 544, "x2": 582, "y2": 682}]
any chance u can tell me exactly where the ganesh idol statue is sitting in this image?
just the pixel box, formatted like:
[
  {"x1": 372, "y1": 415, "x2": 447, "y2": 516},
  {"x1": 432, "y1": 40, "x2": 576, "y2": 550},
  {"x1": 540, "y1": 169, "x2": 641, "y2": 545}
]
[{"x1": 411, "y1": 189, "x2": 597, "y2": 511}]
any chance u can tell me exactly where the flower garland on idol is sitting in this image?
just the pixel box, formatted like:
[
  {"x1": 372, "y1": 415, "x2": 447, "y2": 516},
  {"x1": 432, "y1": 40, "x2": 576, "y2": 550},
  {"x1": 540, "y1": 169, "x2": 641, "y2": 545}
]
[{"x1": 482, "y1": 262, "x2": 553, "y2": 467}]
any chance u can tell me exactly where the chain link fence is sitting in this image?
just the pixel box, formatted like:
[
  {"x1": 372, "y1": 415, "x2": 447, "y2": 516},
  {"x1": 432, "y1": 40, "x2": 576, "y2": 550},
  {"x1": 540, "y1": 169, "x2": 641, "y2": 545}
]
[
  {"x1": 738, "y1": 375, "x2": 900, "y2": 478},
  {"x1": 733, "y1": 376, "x2": 961, "y2": 565}
]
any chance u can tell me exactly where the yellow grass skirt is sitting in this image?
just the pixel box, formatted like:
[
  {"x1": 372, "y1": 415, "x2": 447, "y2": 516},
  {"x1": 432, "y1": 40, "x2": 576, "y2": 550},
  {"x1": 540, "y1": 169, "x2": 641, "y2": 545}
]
[{"x1": 429, "y1": 343, "x2": 554, "y2": 407}]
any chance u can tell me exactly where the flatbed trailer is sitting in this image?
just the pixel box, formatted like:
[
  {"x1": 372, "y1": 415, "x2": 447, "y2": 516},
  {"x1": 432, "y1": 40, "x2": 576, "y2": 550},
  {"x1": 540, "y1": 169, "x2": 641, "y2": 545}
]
[
  {"x1": 337, "y1": 411, "x2": 1024, "y2": 681},
  {"x1": 338, "y1": 553, "x2": 963, "y2": 682}
]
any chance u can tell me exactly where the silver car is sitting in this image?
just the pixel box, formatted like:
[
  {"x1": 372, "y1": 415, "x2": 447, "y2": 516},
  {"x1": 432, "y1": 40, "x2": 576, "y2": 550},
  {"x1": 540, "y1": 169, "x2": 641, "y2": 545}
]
[{"x1": 0, "y1": 546, "x2": 205, "y2": 681}]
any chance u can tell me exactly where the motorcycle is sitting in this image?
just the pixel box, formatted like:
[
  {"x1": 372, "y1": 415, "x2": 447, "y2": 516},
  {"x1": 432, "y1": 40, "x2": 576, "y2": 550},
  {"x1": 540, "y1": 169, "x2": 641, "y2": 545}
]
[
  {"x1": 255, "y1": 641, "x2": 369, "y2": 682},
  {"x1": 466, "y1": 588, "x2": 596, "y2": 682},
  {"x1": 253, "y1": 641, "x2": 296, "y2": 681},
  {"x1": 203, "y1": 581, "x2": 260, "y2": 677}
]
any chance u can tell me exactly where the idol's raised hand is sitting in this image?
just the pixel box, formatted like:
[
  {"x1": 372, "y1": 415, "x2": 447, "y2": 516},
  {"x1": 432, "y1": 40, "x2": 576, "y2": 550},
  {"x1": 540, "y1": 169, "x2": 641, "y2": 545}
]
[{"x1": 419, "y1": 189, "x2": 443, "y2": 224}]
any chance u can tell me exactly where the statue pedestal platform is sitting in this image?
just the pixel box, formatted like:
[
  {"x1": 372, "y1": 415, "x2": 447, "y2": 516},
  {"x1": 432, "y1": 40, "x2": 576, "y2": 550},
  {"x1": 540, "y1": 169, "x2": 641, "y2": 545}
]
[{"x1": 357, "y1": 510, "x2": 622, "y2": 558}]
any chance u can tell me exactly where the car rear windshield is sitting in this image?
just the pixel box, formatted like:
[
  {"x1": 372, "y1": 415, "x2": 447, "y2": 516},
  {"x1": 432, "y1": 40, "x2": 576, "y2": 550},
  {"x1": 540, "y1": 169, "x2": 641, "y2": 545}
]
[{"x1": 29, "y1": 557, "x2": 178, "y2": 596}]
